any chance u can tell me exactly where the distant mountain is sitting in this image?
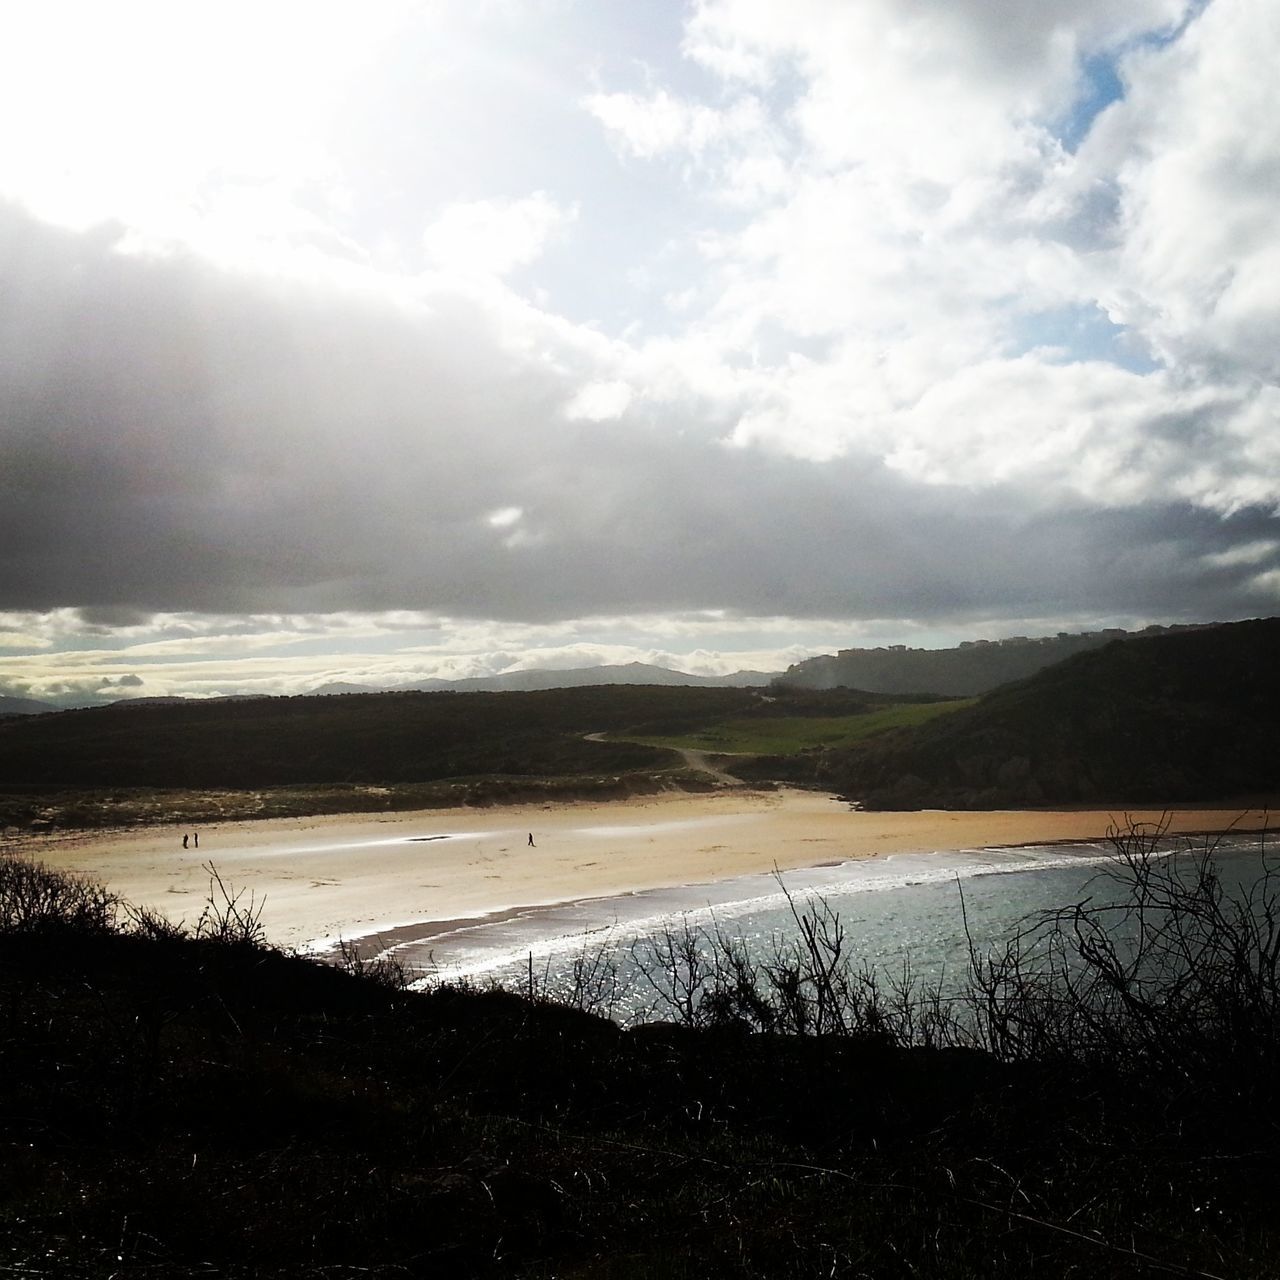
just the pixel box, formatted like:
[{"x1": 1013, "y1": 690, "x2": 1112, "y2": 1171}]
[
  {"x1": 826, "y1": 618, "x2": 1280, "y2": 809},
  {"x1": 0, "y1": 694, "x2": 58, "y2": 716},
  {"x1": 777, "y1": 624, "x2": 1207, "y2": 697},
  {"x1": 313, "y1": 662, "x2": 777, "y2": 697},
  {"x1": 103, "y1": 696, "x2": 193, "y2": 709}
]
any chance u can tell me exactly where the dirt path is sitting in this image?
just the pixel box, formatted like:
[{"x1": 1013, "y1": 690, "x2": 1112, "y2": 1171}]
[
  {"x1": 673, "y1": 747, "x2": 745, "y2": 786},
  {"x1": 584, "y1": 730, "x2": 746, "y2": 787}
]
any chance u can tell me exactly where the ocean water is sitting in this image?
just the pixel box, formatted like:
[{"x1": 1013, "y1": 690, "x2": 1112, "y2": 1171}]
[{"x1": 396, "y1": 828, "x2": 1276, "y2": 1023}]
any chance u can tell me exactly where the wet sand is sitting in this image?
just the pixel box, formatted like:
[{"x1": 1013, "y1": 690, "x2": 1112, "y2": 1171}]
[{"x1": 17, "y1": 790, "x2": 1273, "y2": 951}]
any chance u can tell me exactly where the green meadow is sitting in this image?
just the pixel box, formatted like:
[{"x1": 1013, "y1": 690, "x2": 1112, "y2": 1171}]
[{"x1": 615, "y1": 698, "x2": 976, "y2": 755}]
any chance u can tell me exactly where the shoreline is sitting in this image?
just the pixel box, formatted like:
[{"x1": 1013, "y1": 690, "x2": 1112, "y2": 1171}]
[
  {"x1": 316, "y1": 818, "x2": 1272, "y2": 965},
  {"x1": 16, "y1": 788, "x2": 1273, "y2": 953}
]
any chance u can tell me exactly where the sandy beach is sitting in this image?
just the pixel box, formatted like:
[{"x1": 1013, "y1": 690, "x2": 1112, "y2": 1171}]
[{"x1": 15, "y1": 789, "x2": 1272, "y2": 952}]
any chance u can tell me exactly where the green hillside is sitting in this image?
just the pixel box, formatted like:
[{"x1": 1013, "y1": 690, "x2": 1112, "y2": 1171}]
[
  {"x1": 0, "y1": 685, "x2": 955, "y2": 795},
  {"x1": 0, "y1": 684, "x2": 914, "y2": 829},
  {"x1": 0, "y1": 686, "x2": 762, "y2": 790},
  {"x1": 619, "y1": 700, "x2": 973, "y2": 755},
  {"x1": 827, "y1": 617, "x2": 1280, "y2": 808},
  {"x1": 776, "y1": 625, "x2": 1197, "y2": 695}
]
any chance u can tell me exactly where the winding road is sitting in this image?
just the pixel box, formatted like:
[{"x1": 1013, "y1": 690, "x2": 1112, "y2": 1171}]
[
  {"x1": 671, "y1": 747, "x2": 745, "y2": 785},
  {"x1": 584, "y1": 732, "x2": 746, "y2": 787}
]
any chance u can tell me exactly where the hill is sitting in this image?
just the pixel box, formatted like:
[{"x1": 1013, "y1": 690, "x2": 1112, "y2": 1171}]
[
  {"x1": 777, "y1": 624, "x2": 1203, "y2": 696},
  {"x1": 314, "y1": 660, "x2": 777, "y2": 696},
  {"x1": 0, "y1": 684, "x2": 778, "y2": 792},
  {"x1": 0, "y1": 693, "x2": 58, "y2": 716},
  {"x1": 820, "y1": 617, "x2": 1280, "y2": 808},
  {"x1": 0, "y1": 684, "x2": 965, "y2": 830}
]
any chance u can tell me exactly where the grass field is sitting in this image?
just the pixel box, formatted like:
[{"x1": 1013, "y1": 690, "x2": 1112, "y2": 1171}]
[
  {"x1": 0, "y1": 685, "x2": 970, "y2": 830},
  {"x1": 615, "y1": 699, "x2": 975, "y2": 755}
]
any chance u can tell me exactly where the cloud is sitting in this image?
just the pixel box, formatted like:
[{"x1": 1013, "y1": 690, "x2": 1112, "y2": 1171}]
[
  {"x1": 1201, "y1": 540, "x2": 1279, "y2": 569},
  {"x1": 584, "y1": 89, "x2": 731, "y2": 160},
  {"x1": 604, "y1": 0, "x2": 1280, "y2": 525},
  {"x1": 0, "y1": 176, "x2": 1275, "y2": 635},
  {"x1": 0, "y1": 2, "x2": 407, "y2": 242},
  {"x1": 565, "y1": 380, "x2": 633, "y2": 421},
  {"x1": 683, "y1": 0, "x2": 1190, "y2": 106},
  {"x1": 582, "y1": 89, "x2": 784, "y2": 197},
  {"x1": 487, "y1": 507, "x2": 524, "y2": 529},
  {"x1": 423, "y1": 193, "x2": 576, "y2": 277},
  {"x1": 1082, "y1": 0, "x2": 1280, "y2": 385},
  {"x1": 0, "y1": 607, "x2": 856, "y2": 705},
  {"x1": 0, "y1": 0, "x2": 1277, "y2": 707}
]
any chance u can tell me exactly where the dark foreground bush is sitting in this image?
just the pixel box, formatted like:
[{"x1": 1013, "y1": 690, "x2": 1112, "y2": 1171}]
[
  {"x1": 0, "y1": 851, "x2": 118, "y2": 934},
  {"x1": 1, "y1": 831, "x2": 1278, "y2": 1277},
  {"x1": 604, "y1": 819, "x2": 1280, "y2": 1081},
  {"x1": 965, "y1": 819, "x2": 1280, "y2": 1083}
]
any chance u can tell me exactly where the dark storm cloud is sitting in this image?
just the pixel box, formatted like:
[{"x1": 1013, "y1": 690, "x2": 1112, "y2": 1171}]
[{"x1": 1, "y1": 201, "x2": 1275, "y2": 628}]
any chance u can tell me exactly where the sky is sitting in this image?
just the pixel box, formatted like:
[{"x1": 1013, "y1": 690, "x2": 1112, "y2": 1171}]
[{"x1": 2, "y1": 0, "x2": 1279, "y2": 705}]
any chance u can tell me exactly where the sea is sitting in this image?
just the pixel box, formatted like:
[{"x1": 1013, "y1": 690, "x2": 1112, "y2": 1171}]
[{"x1": 390, "y1": 825, "x2": 1277, "y2": 1024}]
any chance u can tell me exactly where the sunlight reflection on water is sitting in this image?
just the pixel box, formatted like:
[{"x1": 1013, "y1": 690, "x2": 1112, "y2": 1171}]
[{"x1": 402, "y1": 833, "x2": 1274, "y2": 1023}]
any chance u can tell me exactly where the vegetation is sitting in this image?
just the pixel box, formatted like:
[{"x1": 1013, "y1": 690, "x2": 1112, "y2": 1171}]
[
  {"x1": 778, "y1": 622, "x2": 1200, "y2": 696},
  {"x1": 813, "y1": 617, "x2": 1280, "y2": 808},
  {"x1": 0, "y1": 685, "x2": 953, "y2": 831},
  {"x1": 3, "y1": 823, "x2": 1279, "y2": 1277},
  {"x1": 0, "y1": 771, "x2": 718, "y2": 834},
  {"x1": 0, "y1": 686, "x2": 759, "y2": 829},
  {"x1": 4, "y1": 619, "x2": 1274, "y2": 830},
  {"x1": 605, "y1": 699, "x2": 971, "y2": 756},
  {"x1": 0, "y1": 685, "x2": 737, "y2": 789}
]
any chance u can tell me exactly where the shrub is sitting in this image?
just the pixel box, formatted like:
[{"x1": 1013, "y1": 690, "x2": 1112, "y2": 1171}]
[
  {"x1": 0, "y1": 851, "x2": 118, "y2": 934},
  {"x1": 334, "y1": 936, "x2": 420, "y2": 990},
  {"x1": 543, "y1": 817, "x2": 1279, "y2": 1084},
  {"x1": 965, "y1": 816, "x2": 1280, "y2": 1083},
  {"x1": 193, "y1": 862, "x2": 267, "y2": 946},
  {"x1": 620, "y1": 892, "x2": 963, "y2": 1046}
]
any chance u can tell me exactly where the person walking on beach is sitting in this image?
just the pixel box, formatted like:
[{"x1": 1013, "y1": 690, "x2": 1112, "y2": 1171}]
[
  {"x1": 182, "y1": 833, "x2": 189, "y2": 849},
  {"x1": 527, "y1": 832, "x2": 536, "y2": 847},
  {"x1": 193, "y1": 831, "x2": 199, "y2": 849}
]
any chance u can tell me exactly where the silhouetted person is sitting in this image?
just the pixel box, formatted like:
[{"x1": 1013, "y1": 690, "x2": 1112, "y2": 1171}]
[
  {"x1": 182, "y1": 833, "x2": 189, "y2": 849},
  {"x1": 193, "y1": 831, "x2": 199, "y2": 849},
  {"x1": 528, "y1": 832, "x2": 535, "y2": 847}
]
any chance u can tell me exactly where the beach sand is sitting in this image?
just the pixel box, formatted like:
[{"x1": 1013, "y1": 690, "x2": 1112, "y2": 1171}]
[{"x1": 16, "y1": 790, "x2": 1273, "y2": 951}]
